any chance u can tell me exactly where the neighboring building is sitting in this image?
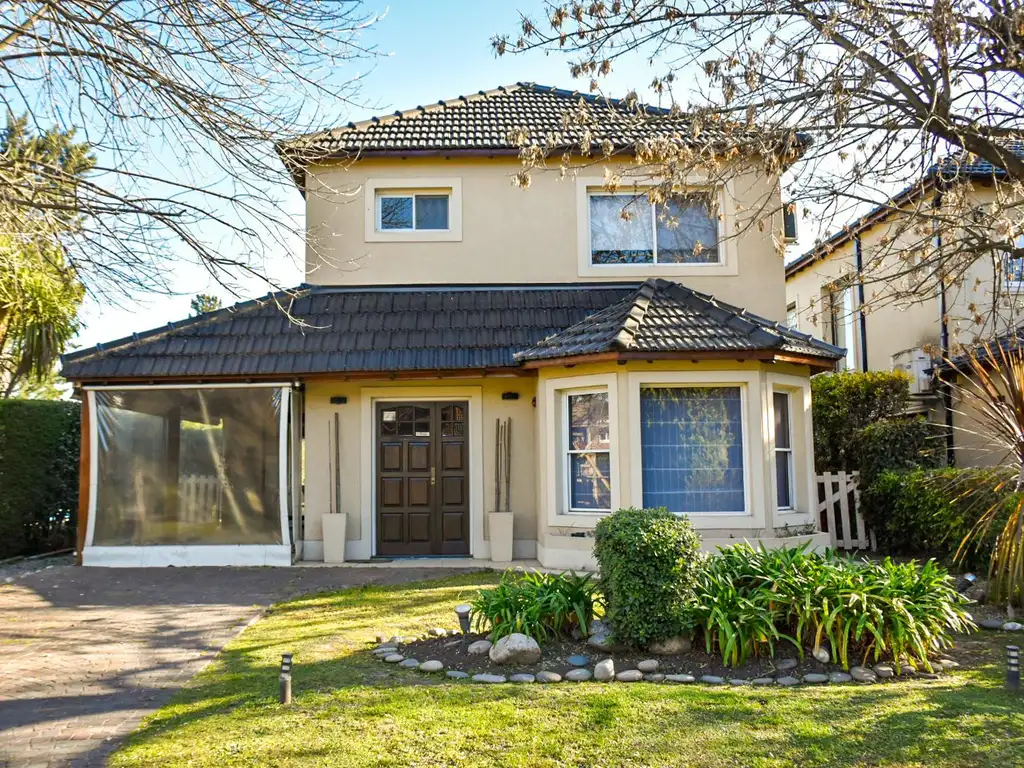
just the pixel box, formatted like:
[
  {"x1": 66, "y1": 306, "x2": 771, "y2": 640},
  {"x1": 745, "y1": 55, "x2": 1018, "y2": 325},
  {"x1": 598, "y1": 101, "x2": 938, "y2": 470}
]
[
  {"x1": 62, "y1": 83, "x2": 841, "y2": 569},
  {"x1": 785, "y1": 144, "x2": 1024, "y2": 466}
]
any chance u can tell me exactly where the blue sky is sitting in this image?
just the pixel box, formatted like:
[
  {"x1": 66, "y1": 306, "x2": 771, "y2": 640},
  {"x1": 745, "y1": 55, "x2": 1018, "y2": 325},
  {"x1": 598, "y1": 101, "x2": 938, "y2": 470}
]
[{"x1": 70, "y1": 1, "x2": 758, "y2": 351}]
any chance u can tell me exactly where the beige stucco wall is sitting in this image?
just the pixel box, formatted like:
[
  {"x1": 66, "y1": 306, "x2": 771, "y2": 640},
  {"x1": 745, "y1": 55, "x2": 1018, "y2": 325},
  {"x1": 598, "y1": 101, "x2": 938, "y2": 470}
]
[{"x1": 304, "y1": 157, "x2": 789, "y2": 321}]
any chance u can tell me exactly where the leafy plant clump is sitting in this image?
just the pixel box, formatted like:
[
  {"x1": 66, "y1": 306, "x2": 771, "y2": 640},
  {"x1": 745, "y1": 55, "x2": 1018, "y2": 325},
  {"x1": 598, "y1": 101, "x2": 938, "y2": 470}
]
[
  {"x1": 690, "y1": 544, "x2": 975, "y2": 670},
  {"x1": 470, "y1": 571, "x2": 600, "y2": 641},
  {"x1": 593, "y1": 507, "x2": 704, "y2": 647}
]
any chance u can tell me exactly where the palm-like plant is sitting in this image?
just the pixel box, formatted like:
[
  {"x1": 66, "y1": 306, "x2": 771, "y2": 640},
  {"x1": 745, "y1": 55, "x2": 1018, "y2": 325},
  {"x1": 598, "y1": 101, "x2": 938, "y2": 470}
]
[{"x1": 943, "y1": 340, "x2": 1024, "y2": 608}]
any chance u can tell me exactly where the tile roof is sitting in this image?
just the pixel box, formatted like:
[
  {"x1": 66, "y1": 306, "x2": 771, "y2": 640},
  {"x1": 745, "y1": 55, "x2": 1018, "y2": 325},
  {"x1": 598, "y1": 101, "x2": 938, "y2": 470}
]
[
  {"x1": 278, "y1": 83, "x2": 806, "y2": 187},
  {"x1": 61, "y1": 282, "x2": 841, "y2": 382},
  {"x1": 786, "y1": 140, "x2": 1024, "y2": 278},
  {"x1": 515, "y1": 279, "x2": 844, "y2": 364}
]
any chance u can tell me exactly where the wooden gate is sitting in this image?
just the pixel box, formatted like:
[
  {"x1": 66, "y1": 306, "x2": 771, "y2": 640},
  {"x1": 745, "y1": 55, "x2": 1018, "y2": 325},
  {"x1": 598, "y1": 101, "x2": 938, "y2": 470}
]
[{"x1": 816, "y1": 471, "x2": 876, "y2": 551}]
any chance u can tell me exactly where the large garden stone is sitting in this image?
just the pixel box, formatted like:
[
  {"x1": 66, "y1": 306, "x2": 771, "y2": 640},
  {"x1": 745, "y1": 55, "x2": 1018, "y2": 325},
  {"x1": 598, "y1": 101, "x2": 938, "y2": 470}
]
[
  {"x1": 850, "y1": 666, "x2": 877, "y2": 683},
  {"x1": 644, "y1": 673, "x2": 665, "y2": 682},
  {"x1": 383, "y1": 654, "x2": 404, "y2": 663},
  {"x1": 700, "y1": 675, "x2": 725, "y2": 685},
  {"x1": 812, "y1": 646, "x2": 831, "y2": 664},
  {"x1": 472, "y1": 673, "x2": 507, "y2": 684},
  {"x1": 802, "y1": 673, "x2": 828, "y2": 684},
  {"x1": 567, "y1": 654, "x2": 589, "y2": 667},
  {"x1": 419, "y1": 660, "x2": 444, "y2": 673},
  {"x1": 873, "y1": 664, "x2": 894, "y2": 679},
  {"x1": 587, "y1": 634, "x2": 621, "y2": 652},
  {"x1": 510, "y1": 673, "x2": 536, "y2": 683},
  {"x1": 648, "y1": 635, "x2": 692, "y2": 655},
  {"x1": 940, "y1": 659, "x2": 960, "y2": 670},
  {"x1": 729, "y1": 678, "x2": 750, "y2": 686},
  {"x1": 665, "y1": 674, "x2": 696, "y2": 683},
  {"x1": 751, "y1": 677, "x2": 775, "y2": 686},
  {"x1": 980, "y1": 618, "x2": 1004, "y2": 630},
  {"x1": 566, "y1": 668, "x2": 593, "y2": 682},
  {"x1": 829, "y1": 672, "x2": 852, "y2": 684},
  {"x1": 776, "y1": 676, "x2": 801, "y2": 686},
  {"x1": 637, "y1": 659, "x2": 659, "y2": 673},
  {"x1": 398, "y1": 658, "x2": 420, "y2": 669},
  {"x1": 594, "y1": 659, "x2": 615, "y2": 681},
  {"x1": 537, "y1": 671, "x2": 562, "y2": 683},
  {"x1": 774, "y1": 658, "x2": 798, "y2": 671},
  {"x1": 373, "y1": 646, "x2": 398, "y2": 656},
  {"x1": 428, "y1": 627, "x2": 447, "y2": 637},
  {"x1": 589, "y1": 619, "x2": 609, "y2": 637},
  {"x1": 467, "y1": 639, "x2": 493, "y2": 655},
  {"x1": 446, "y1": 670, "x2": 469, "y2": 679},
  {"x1": 1003, "y1": 622, "x2": 1024, "y2": 631},
  {"x1": 616, "y1": 669, "x2": 643, "y2": 682},
  {"x1": 489, "y1": 633, "x2": 541, "y2": 665}
]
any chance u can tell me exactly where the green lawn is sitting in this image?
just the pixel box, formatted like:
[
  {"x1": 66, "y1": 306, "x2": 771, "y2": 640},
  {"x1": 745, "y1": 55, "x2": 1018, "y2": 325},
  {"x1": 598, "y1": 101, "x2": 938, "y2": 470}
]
[{"x1": 112, "y1": 572, "x2": 1024, "y2": 768}]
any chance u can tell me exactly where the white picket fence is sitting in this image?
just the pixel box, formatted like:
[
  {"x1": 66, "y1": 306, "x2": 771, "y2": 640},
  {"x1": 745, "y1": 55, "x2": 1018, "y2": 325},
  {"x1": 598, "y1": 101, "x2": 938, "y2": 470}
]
[
  {"x1": 816, "y1": 471, "x2": 876, "y2": 551},
  {"x1": 178, "y1": 474, "x2": 222, "y2": 524}
]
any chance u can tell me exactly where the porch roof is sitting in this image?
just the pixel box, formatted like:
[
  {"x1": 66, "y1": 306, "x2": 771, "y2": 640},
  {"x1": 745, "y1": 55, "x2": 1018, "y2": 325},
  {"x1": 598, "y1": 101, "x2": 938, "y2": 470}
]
[{"x1": 61, "y1": 281, "x2": 842, "y2": 382}]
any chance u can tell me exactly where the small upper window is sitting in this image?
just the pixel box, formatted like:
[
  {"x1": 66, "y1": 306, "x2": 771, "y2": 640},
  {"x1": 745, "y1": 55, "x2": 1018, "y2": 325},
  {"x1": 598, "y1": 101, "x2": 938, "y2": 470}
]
[
  {"x1": 589, "y1": 193, "x2": 719, "y2": 266},
  {"x1": 786, "y1": 301, "x2": 798, "y2": 329},
  {"x1": 377, "y1": 193, "x2": 450, "y2": 232},
  {"x1": 1005, "y1": 233, "x2": 1024, "y2": 287}
]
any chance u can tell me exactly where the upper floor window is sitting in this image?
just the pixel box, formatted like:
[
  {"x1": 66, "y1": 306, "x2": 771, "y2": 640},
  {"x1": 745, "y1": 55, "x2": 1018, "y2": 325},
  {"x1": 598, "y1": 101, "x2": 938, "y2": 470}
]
[
  {"x1": 1005, "y1": 233, "x2": 1024, "y2": 288},
  {"x1": 588, "y1": 193, "x2": 720, "y2": 266},
  {"x1": 786, "y1": 301, "x2": 798, "y2": 329},
  {"x1": 377, "y1": 192, "x2": 450, "y2": 232}
]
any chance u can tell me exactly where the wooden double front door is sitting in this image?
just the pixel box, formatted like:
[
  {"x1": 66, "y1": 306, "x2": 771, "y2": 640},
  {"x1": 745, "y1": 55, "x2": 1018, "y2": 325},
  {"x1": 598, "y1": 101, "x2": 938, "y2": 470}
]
[{"x1": 376, "y1": 402, "x2": 470, "y2": 556}]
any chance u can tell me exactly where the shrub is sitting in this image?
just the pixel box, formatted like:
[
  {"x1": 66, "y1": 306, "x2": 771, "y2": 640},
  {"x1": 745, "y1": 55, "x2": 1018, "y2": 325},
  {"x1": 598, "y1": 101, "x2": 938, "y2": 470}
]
[
  {"x1": 593, "y1": 507, "x2": 703, "y2": 647},
  {"x1": 860, "y1": 468, "x2": 1016, "y2": 568},
  {"x1": 0, "y1": 399, "x2": 80, "y2": 559},
  {"x1": 470, "y1": 571, "x2": 600, "y2": 641},
  {"x1": 691, "y1": 543, "x2": 974, "y2": 670},
  {"x1": 852, "y1": 418, "x2": 942, "y2": 483}
]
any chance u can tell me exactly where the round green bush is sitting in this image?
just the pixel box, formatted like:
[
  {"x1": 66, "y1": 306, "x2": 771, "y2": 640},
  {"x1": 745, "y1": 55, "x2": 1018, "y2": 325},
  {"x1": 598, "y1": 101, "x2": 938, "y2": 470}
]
[{"x1": 593, "y1": 507, "x2": 703, "y2": 647}]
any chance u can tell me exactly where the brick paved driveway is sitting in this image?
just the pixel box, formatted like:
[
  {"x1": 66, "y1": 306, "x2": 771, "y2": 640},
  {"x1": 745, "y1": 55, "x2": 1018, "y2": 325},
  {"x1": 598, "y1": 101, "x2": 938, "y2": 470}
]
[{"x1": 0, "y1": 565, "x2": 469, "y2": 768}]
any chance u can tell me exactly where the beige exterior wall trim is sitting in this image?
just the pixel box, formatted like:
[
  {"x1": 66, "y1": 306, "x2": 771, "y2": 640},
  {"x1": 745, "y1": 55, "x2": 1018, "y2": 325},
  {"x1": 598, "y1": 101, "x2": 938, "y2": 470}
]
[
  {"x1": 363, "y1": 177, "x2": 464, "y2": 243},
  {"x1": 574, "y1": 176, "x2": 739, "y2": 278},
  {"x1": 625, "y1": 369, "x2": 765, "y2": 528},
  {"x1": 358, "y1": 385, "x2": 486, "y2": 560}
]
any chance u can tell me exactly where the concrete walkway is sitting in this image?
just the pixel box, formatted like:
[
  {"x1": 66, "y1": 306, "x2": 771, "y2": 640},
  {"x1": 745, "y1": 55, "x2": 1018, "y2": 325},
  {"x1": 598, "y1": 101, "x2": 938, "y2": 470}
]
[{"x1": 0, "y1": 565, "x2": 472, "y2": 768}]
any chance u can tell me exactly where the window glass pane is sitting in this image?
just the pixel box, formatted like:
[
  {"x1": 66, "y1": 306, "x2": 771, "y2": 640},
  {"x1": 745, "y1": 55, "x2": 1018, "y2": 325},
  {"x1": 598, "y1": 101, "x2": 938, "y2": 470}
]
[
  {"x1": 655, "y1": 196, "x2": 719, "y2": 263},
  {"x1": 786, "y1": 302, "x2": 798, "y2": 329},
  {"x1": 773, "y1": 392, "x2": 791, "y2": 450},
  {"x1": 776, "y1": 450, "x2": 792, "y2": 508},
  {"x1": 415, "y1": 194, "x2": 449, "y2": 230},
  {"x1": 589, "y1": 194, "x2": 654, "y2": 264},
  {"x1": 640, "y1": 387, "x2": 745, "y2": 513},
  {"x1": 94, "y1": 388, "x2": 283, "y2": 546},
  {"x1": 568, "y1": 392, "x2": 610, "y2": 450},
  {"x1": 379, "y1": 196, "x2": 413, "y2": 229},
  {"x1": 570, "y1": 452, "x2": 611, "y2": 510}
]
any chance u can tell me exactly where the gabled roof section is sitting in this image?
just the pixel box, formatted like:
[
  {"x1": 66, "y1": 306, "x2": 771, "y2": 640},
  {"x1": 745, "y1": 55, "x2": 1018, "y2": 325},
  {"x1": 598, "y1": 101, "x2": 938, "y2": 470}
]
[
  {"x1": 515, "y1": 278, "x2": 844, "y2": 367},
  {"x1": 278, "y1": 82, "x2": 807, "y2": 189},
  {"x1": 786, "y1": 140, "x2": 1024, "y2": 279}
]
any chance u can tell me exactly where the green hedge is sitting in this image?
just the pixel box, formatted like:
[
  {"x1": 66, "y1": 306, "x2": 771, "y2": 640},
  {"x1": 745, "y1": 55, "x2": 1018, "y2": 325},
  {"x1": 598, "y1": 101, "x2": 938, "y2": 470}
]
[
  {"x1": 0, "y1": 400, "x2": 80, "y2": 559},
  {"x1": 860, "y1": 468, "x2": 1016, "y2": 569},
  {"x1": 593, "y1": 507, "x2": 703, "y2": 647}
]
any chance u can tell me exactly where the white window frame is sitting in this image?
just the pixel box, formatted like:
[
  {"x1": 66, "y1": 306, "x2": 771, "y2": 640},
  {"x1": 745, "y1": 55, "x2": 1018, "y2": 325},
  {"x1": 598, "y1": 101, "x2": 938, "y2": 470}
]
[
  {"x1": 626, "y1": 370, "x2": 763, "y2": 528},
  {"x1": 766, "y1": 372, "x2": 815, "y2": 525},
  {"x1": 376, "y1": 192, "x2": 451, "y2": 233},
  {"x1": 786, "y1": 300, "x2": 798, "y2": 330},
  {"x1": 1005, "y1": 233, "x2": 1024, "y2": 291},
  {"x1": 564, "y1": 389, "x2": 614, "y2": 514},
  {"x1": 575, "y1": 177, "x2": 738, "y2": 278},
  {"x1": 363, "y1": 177, "x2": 463, "y2": 243},
  {"x1": 772, "y1": 390, "x2": 795, "y2": 511}
]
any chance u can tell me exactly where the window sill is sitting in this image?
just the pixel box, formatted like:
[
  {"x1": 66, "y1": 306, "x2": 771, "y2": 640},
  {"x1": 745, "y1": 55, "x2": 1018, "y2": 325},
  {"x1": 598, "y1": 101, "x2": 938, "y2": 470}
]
[
  {"x1": 577, "y1": 261, "x2": 737, "y2": 278},
  {"x1": 366, "y1": 229, "x2": 462, "y2": 243}
]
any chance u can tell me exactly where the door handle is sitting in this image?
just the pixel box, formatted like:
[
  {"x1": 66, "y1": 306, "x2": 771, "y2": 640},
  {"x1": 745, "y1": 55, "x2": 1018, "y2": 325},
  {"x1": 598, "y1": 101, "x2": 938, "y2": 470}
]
[{"x1": 430, "y1": 466, "x2": 436, "y2": 486}]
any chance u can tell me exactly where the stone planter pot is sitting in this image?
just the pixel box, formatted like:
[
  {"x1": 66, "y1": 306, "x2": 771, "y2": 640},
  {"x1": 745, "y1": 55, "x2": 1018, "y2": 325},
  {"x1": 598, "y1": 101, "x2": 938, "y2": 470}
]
[
  {"x1": 322, "y1": 513, "x2": 347, "y2": 563},
  {"x1": 488, "y1": 512, "x2": 514, "y2": 563}
]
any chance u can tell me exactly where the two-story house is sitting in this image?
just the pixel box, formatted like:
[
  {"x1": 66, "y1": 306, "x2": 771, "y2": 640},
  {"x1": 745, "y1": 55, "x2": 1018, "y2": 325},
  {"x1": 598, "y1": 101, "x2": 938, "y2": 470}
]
[
  {"x1": 785, "y1": 144, "x2": 1024, "y2": 467},
  {"x1": 62, "y1": 83, "x2": 841, "y2": 568}
]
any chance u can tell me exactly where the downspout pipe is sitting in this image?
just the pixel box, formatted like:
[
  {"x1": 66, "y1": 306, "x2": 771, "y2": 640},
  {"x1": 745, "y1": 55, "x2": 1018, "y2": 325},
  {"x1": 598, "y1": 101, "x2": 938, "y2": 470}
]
[
  {"x1": 934, "y1": 192, "x2": 955, "y2": 466},
  {"x1": 854, "y1": 235, "x2": 869, "y2": 371}
]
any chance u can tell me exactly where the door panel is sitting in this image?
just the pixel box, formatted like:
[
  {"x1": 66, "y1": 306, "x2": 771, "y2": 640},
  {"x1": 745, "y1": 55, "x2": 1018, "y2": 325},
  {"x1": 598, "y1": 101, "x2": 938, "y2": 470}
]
[{"x1": 376, "y1": 402, "x2": 469, "y2": 556}]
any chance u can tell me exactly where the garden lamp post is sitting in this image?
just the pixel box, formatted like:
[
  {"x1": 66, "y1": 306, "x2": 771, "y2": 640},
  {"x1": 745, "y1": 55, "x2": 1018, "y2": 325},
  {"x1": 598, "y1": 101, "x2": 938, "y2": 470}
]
[
  {"x1": 280, "y1": 652, "x2": 293, "y2": 704},
  {"x1": 1008, "y1": 646, "x2": 1020, "y2": 693},
  {"x1": 455, "y1": 604, "x2": 471, "y2": 634}
]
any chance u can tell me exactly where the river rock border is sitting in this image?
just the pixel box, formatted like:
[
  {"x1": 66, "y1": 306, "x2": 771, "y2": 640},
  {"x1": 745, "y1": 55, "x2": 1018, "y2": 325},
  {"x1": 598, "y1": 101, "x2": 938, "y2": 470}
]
[{"x1": 369, "y1": 632, "x2": 960, "y2": 687}]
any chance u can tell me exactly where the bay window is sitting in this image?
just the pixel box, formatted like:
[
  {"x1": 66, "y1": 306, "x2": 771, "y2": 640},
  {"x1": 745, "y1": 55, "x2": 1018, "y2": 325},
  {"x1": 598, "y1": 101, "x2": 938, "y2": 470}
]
[
  {"x1": 639, "y1": 386, "x2": 745, "y2": 514},
  {"x1": 566, "y1": 391, "x2": 612, "y2": 512}
]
